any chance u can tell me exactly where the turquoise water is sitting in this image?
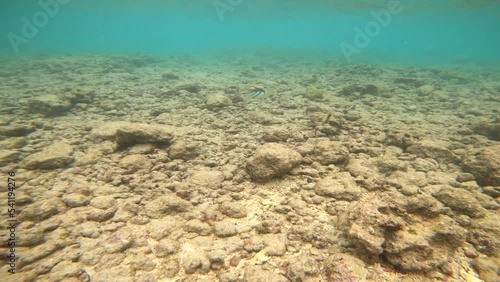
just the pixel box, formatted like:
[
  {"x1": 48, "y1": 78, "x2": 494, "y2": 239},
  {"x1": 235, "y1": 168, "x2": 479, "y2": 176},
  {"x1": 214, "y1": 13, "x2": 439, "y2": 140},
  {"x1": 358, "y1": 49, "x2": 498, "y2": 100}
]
[{"x1": 1, "y1": 0, "x2": 499, "y2": 67}]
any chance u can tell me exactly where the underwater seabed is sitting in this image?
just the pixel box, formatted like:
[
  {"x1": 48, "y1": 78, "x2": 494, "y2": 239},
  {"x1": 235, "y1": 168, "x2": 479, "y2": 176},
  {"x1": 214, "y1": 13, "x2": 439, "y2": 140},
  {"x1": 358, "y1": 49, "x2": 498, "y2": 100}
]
[{"x1": 0, "y1": 53, "x2": 499, "y2": 281}]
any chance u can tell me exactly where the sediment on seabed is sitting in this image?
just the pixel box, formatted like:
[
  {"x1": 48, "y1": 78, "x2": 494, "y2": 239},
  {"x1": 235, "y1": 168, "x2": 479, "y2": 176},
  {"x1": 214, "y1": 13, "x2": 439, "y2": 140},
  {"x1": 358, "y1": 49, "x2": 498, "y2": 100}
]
[{"x1": 0, "y1": 54, "x2": 498, "y2": 282}]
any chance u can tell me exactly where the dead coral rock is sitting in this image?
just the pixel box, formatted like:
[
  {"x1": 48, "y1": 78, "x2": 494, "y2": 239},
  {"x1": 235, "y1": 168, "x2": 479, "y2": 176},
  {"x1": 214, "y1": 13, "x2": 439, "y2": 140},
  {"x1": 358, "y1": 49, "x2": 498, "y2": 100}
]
[
  {"x1": 314, "y1": 173, "x2": 363, "y2": 201},
  {"x1": 403, "y1": 193, "x2": 450, "y2": 218},
  {"x1": 243, "y1": 265, "x2": 289, "y2": 282},
  {"x1": 182, "y1": 255, "x2": 210, "y2": 274},
  {"x1": 119, "y1": 154, "x2": 152, "y2": 173},
  {"x1": 471, "y1": 120, "x2": 500, "y2": 141},
  {"x1": 262, "y1": 234, "x2": 287, "y2": 256},
  {"x1": 219, "y1": 201, "x2": 247, "y2": 218},
  {"x1": 433, "y1": 186, "x2": 488, "y2": 218},
  {"x1": 103, "y1": 229, "x2": 133, "y2": 253},
  {"x1": 462, "y1": 144, "x2": 500, "y2": 186},
  {"x1": 21, "y1": 142, "x2": 74, "y2": 169},
  {"x1": 0, "y1": 149, "x2": 19, "y2": 166},
  {"x1": 189, "y1": 169, "x2": 225, "y2": 189},
  {"x1": 406, "y1": 139, "x2": 458, "y2": 163},
  {"x1": 213, "y1": 220, "x2": 238, "y2": 237},
  {"x1": 262, "y1": 126, "x2": 294, "y2": 142},
  {"x1": 0, "y1": 136, "x2": 26, "y2": 150},
  {"x1": 246, "y1": 143, "x2": 302, "y2": 182},
  {"x1": 115, "y1": 123, "x2": 174, "y2": 149},
  {"x1": 308, "y1": 139, "x2": 349, "y2": 166},
  {"x1": 48, "y1": 260, "x2": 85, "y2": 281},
  {"x1": 0, "y1": 124, "x2": 36, "y2": 137},
  {"x1": 206, "y1": 94, "x2": 232, "y2": 109},
  {"x1": 471, "y1": 256, "x2": 500, "y2": 282},
  {"x1": 19, "y1": 198, "x2": 63, "y2": 222},
  {"x1": 144, "y1": 196, "x2": 191, "y2": 219},
  {"x1": 482, "y1": 186, "x2": 500, "y2": 198},
  {"x1": 309, "y1": 112, "x2": 345, "y2": 136},
  {"x1": 346, "y1": 194, "x2": 467, "y2": 272},
  {"x1": 168, "y1": 140, "x2": 201, "y2": 160},
  {"x1": 161, "y1": 71, "x2": 180, "y2": 80},
  {"x1": 386, "y1": 170, "x2": 428, "y2": 188},
  {"x1": 323, "y1": 253, "x2": 368, "y2": 282},
  {"x1": 90, "y1": 121, "x2": 132, "y2": 142},
  {"x1": 339, "y1": 83, "x2": 380, "y2": 96},
  {"x1": 468, "y1": 213, "x2": 500, "y2": 257},
  {"x1": 62, "y1": 193, "x2": 90, "y2": 208},
  {"x1": 173, "y1": 82, "x2": 201, "y2": 93},
  {"x1": 27, "y1": 94, "x2": 73, "y2": 116},
  {"x1": 347, "y1": 195, "x2": 397, "y2": 255},
  {"x1": 346, "y1": 158, "x2": 384, "y2": 190},
  {"x1": 286, "y1": 253, "x2": 320, "y2": 281},
  {"x1": 184, "y1": 219, "x2": 212, "y2": 236},
  {"x1": 153, "y1": 238, "x2": 180, "y2": 258},
  {"x1": 383, "y1": 215, "x2": 467, "y2": 271},
  {"x1": 384, "y1": 131, "x2": 414, "y2": 149}
]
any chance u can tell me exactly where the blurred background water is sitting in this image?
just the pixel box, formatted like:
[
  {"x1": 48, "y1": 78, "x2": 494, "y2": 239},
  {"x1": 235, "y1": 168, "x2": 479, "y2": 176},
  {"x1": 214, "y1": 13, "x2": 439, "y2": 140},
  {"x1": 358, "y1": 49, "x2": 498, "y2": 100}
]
[{"x1": 0, "y1": 0, "x2": 499, "y2": 67}]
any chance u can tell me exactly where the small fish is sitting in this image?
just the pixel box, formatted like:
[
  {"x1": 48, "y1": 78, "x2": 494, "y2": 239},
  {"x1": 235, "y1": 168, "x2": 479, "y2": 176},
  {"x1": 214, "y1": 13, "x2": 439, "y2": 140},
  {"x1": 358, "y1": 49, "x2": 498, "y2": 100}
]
[{"x1": 250, "y1": 85, "x2": 265, "y2": 97}]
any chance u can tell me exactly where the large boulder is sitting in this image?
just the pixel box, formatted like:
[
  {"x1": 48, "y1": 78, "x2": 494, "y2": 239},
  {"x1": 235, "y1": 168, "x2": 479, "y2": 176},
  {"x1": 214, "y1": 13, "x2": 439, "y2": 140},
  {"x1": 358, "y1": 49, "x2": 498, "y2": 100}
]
[
  {"x1": 115, "y1": 123, "x2": 174, "y2": 149},
  {"x1": 0, "y1": 124, "x2": 36, "y2": 137},
  {"x1": 345, "y1": 194, "x2": 466, "y2": 272},
  {"x1": 0, "y1": 150, "x2": 19, "y2": 166},
  {"x1": 315, "y1": 173, "x2": 363, "y2": 201},
  {"x1": 21, "y1": 142, "x2": 74, "y2": 169},
  {"x1": 89, "y1": 121, "x2": 132, "y2": 142},
  {"x1": 206, "y1": 94, "x2": 232, "y2": 109},
  {"x1": 471, "y1": 120, "x2": 500, "y2": 141},
  {"x1": 168, "y1": 140, "x2": 201, "y2": 160},
  {"x1": 298, "y1": 139, "x2": 349, "y2": 166},
  {"x1": 406, "y1": 139, "x2": 458, "y2": 164},
  {"x1": 433, "y1": 186, "x2": 488, "y2": 218},
  {"x1": 246, "y1": 143, "x2": 302, "y2": 182},
  {"x1": 27, "y1": 94, "x2": 72, "y2": 116},
  {"x1": 462, "y1": 144, "x2": 500, "y2": 186}
]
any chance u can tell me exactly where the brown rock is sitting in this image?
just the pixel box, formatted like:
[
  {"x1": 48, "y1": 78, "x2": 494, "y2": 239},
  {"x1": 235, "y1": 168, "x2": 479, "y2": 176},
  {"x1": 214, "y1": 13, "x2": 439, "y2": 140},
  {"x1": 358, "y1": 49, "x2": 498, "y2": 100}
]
[
  {"x1": 244, "y1": 265, "x2": 289, "y2": 282},
  {"x1": 184, "y1": 219, "x2": 212, "y2": 236},
  {"x1": 189, "y1": 169, "x2": 225, "y2": 189},
  {"x1": 0, "y1": 149, "x2": 19, "y2": 166},
  {"x1": 103, "y1": 229, "x2": 133, "y2": 253},
  {"x1": 433, "y1": 186, "x2": 487, "y2": 218},
  {"x1": 309, "y1": 139, "x2": 349, "y2": 166},
  {"x1": 168, "y1": 140, "x2": 200, "y2": 160},
  {"x1": 174, "y1": 82, "x2": 200, "y2": 93},
  {"x1": 19, "y1": 198, "x2": 62, "y2": 222},
  {"x1": 471, "y1": 257, "x2": 500, "y2": 282},
  {"x1": 0, "y1": 124, "x2": 35, "y2": 137},
  {"x1": 27, "y1": 94, "x2": 72, "y2": 116},
  {"x1": 315, "y1": 174, "x2": 363, "y2": 201},
  {"x1": 144, "y1": 196, "x2": 191, "y2": 218},
  {"x1": 119, "y1": 154, "x2": 152, "y2": 172},
  {"x1": 115, "y1": 123, "x2": 173, "y2": 149},
  {"x1": 407, "y1": 139, "x2": 458, "y2": 163},
  {"x1": 471, "y1": 120, "x2": 500, "y2": 141},
  {"x1": 21, "y1": 142, "x2": 74, "y2": 169},
  {"x1": 323, "y1": 253, "x2": 368, "y2": 281},
  {"x1": 213, "y1": 220, "x2": 238, "y2": 237},
  {"x1": 206, "y1": 94, "x2": 232, "y2": 109},
  {"x1": 246, "y1": 143, "x2": 302, "y2": 182},
  {"x1": 219, "y1": 201, "x2": 247, "y2": 218},
  {"x1": 462, "y1": 144, "x2": 500, "y2": 186}
]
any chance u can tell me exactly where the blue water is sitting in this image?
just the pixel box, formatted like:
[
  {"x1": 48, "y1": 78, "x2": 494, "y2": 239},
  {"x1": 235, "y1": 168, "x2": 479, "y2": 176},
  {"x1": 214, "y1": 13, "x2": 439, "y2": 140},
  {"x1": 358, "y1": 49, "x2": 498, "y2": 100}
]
[{"x1": 1, "y1": 0, "x2": 499, "y2": 67}]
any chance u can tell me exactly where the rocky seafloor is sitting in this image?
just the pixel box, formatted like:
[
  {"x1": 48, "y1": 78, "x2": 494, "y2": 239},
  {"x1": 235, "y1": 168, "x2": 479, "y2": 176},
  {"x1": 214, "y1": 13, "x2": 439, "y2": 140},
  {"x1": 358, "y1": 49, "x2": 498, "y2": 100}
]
[{"x1": 0, "y1": 54, "x2": 499, "y2": 282}]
